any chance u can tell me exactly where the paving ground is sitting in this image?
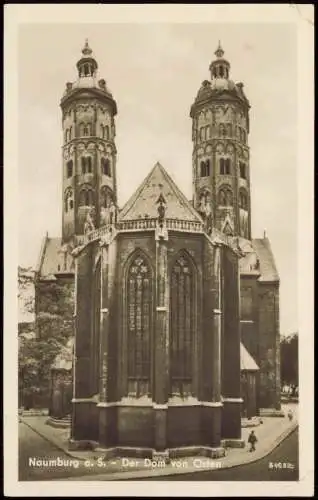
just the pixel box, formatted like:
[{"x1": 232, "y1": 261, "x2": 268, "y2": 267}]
[{"x1": 19, "y1": 403, "x2": 298, "y2": 481}]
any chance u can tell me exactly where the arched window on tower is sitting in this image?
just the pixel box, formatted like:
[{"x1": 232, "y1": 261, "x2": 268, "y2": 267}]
[
  {"x1": 126, "y1": 253, "x2": 152, "y2": 397},
  {"x1": 219, "y1": 65, "x2": 224, "y2": 78},
  {"x1": 219, "y1": 124, "x2": 226, "y2": 138},
  {"x1": 227, "y1": 123, "x2": 232, "y2": 137},
  {"x1": 239, "y1": 189, "x2": 248, "y2": 210},
  {"x1": 81, "y1": 156, "x2": 93, "y2": 175},
  {"x1": 100, "y1": 185, "x2": 113, "y2": 209},
  {"x1": 79, "y1": 186, "x2": 94, "y2": 207},
  {"x1": 239, "y1": 162, "x2": 247, "y2": 179},
  {"x1": 205, "y1": 125, "x2": 211, "y2": 140},
  {"x1": 64, "y1": 188, "x2": 73, "y2": 213},
  {"x1": 105, "y1": 125, "x2": 110, "y2": 140},
  {"x1": 69, "y1": 126, "x2": 72, "y2": 140},
  {"x1": 101, "y1": 158, "x2": 111, "y2": 177},
  {"x1": 170, "y1": 252, "x2": 195, "y2": 397},
  {"x1": 225, "y1": 158, "x2": 231, "y2": 175},
  {"x1": 218, "y1": 186, "x2": 233, "y2": 207},
  {"x1": 220, "y1": 158, "x2": 231, "y2": 175},
  {"x1": 66, "y1": 160, "x2": 73, "y2": 178},
  {"x1": 200, "y1": 160, "x2": 210, "y2": 177},
  {"x1": 64, "y1": 129, "x2": 68, "y2": 143}
]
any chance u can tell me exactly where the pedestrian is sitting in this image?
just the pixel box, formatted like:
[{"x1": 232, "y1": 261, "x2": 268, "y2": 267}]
[
  {"x1": 247, "y1": 430, "x2": 257, "y2": 452},
  {"x1": 287, "y1": 409, "x2": 293, "y2": 421}
]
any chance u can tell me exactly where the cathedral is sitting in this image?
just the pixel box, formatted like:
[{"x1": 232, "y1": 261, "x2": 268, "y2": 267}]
[{"x1": 35, "y1": 40, "x2": 281, "y2": 457}]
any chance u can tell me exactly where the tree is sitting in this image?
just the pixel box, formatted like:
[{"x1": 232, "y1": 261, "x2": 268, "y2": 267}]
[
  {"x1": 280, "y1": 333, "x2": 298, "y2": 394},
  {"x1": 18, "y1": 270, "x2": 74, "y2": 408}
]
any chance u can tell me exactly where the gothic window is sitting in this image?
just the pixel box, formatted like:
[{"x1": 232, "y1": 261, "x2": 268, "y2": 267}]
[
  {"x1": 105, "y1": 125, "x2": 110, "y2": 140},
  {"x1": 213, "y1": 67, "x2": 217, "y2": 78},
  {"x1": 64, "y1": 188, "x2": 73, "y2": 213},
  {"x1": 239, "y1": 189, "x2": 248, "y2": 210},
  {"x1": 64, "y1": 129, "x2": 68, "y2": 143},
  {"x1": 219, "y1": 65, "x2": 224, "y2": 78},
  {"x1": 100, "y1": 185, "x2": 113, "y2": 208},
  {"x1": 239, "y1": 162, "x2": 247, "y2": 179},
  {"x1": 227, "y1": 123, "x2": 232, "y2": 137},
  {"x1": 205, "y1": 125, "x2": 211, "y2": 140},
  {"x1": 69, "y1": 126, "x2": 72, "y2": 139},
  {"x1": 66, "y1": 160, "x2": 73, "y2": 178},
  {"x1": 100, "y1": 124, "x2": 105, "y2": 138},
  {"x1": 242, "y1": 129, "x2": 247, "y2": 143},
  {"x1": 79, "y1": 186, "x2": 94, "y2": 206},
  {"x1": 220, "y1": 158, "x2": 231, "y2": 175},
  {"x1": 81, "y1": 156, "x2": 93, "y2": 174},
  {"x1": 225, "y1": 158, "x2": 231, "y2": 175},
  {"x1": 218, "y1": 186, "x2": 233, "y2": 206},
  {"x1": 127, "y1": 254, "x2": 152, "y2": 389},
  {"x1": 219, "y1": 124, "x2": 226, "y2": 137},
  {"x1": 170, "y1": 253, "x2": 195, "y2": 396},
  {"x1": 199, "y1": 127, "x2": 205, "y2": 142},
  {"x1": 101, "y1": 157, "x2": 111, "y2": 177}
]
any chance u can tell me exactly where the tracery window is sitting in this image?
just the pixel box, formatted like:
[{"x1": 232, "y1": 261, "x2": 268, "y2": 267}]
[
  {"x1": 170, "y1": 253, "x2": 194, "y2": 396},
  {"x1": 100, "y1": 185, "x2": 113, "y2": 209},
  {"x1": 127, "y1": 255, "x2": 152, "y2": 394}
]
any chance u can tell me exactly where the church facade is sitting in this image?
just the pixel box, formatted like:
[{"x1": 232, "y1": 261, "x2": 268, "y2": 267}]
[{"x1": 35, "y1": 41, "x2": 281, "y2": 454}]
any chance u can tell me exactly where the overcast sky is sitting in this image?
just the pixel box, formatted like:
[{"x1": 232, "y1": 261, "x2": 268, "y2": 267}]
[{"x1": 18, "y1": 21, "x2": 298, "y2": 335}]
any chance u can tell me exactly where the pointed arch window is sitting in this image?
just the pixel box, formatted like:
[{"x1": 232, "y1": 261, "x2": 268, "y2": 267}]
[
  {"x1": 218, "y1": 186, "x2": 233, "y2": 207},
  {"x1": 79, "y1": 186, "x2": 94, "y2": 207},
  {"x1": 100, "y1": 185, "x2": 113, "y2": 209},
  {"x1": 66, "y1": 160, "x2": 73, "y2": 178},
  {"x1": 220, "y1": 157, "x2": 231, "y2": 175},
  {"x1": 101, "y1": 157, "x2": 111, "y2": 177},
  {"x1": 170, "y1": 253, "x2": 195, "y2": 397},
  {"x1": 81, "y1": 156, "x2": 93, "y2": 174},
  {"x1": 64, "y1": 188, "x2": 74, "y2": 213},
  {"x1": 239, "y1": 161, "x2": 247, "y2": 179},
  {"x1": 239, "y1": 189, "x2": 248, "y2": 210},
  {"x1": 200, "y1": 159, "x2": 210, "y2": 177},
  {"x1": 126, "y1": 254, "x2": 152, "y2": 396}
]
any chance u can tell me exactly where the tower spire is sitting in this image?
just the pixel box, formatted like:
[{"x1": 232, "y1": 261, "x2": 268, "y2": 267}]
[
  {"x1": 82, "y1": 38, "x2": 93, "y2": 56},
  {"x1": 215, "y1": 40, "x2": 224, "y2": 59}
]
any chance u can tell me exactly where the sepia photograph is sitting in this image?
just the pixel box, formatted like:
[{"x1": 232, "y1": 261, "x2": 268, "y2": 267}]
[{"x1": 4, "y1": 4, "x2": 314, "y2": 497}]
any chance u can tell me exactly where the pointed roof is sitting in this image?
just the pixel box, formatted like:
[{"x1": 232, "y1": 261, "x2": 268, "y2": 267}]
[
  {"x1": 118, "y1": 162, "x2": 203, "y2": 223},
  {"x1": 240, "y1": 342, "x2": 259, "y2": 371},
  {"x1": 239, "y1": 236, "x2": 279, "y2": 282}
]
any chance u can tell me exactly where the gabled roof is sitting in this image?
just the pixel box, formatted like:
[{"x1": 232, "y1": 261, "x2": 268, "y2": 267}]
[
  {"x1": 37, "y1": 236, "x2": 75, "y2": 278},
  {"x1": 118, "y1": 162, "x2": 203, "y2": 223},
  {"x1": 252, "y1": 238, "x2": 279, "y2": 282},
  {"x1": 240, "y1": 342, "x2": 259, "y2": 371},
  {"x1": 239, "y1": 236, "x2": 279, "y2": 282}
]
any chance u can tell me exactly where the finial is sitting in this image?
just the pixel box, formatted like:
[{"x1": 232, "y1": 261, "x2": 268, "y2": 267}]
[
  {"x1": 82, "y1": 38, "x2": 92, "y2": 56},
  {"x1": 263, "y1": 229, "x2": 267, "y2": 238},
  {"x1": 215, "y1": 40, "x2": 224, "y2": 59}
]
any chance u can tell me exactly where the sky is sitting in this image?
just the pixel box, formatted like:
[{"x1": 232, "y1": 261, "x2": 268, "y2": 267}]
[{"x1": 18, "y1": 21, "x2": 298, "y2": 335}]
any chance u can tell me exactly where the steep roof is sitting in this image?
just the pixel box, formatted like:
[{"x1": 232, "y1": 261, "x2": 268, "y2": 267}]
[
  {"x1": 37, "y1": 237, "x2": 75, "y2": 278},
  {"x1": 252, "y1": 237, "x2": 279, "y2": 282},
  {"x1": 240, "y1": 342, "x2": 259, "y2": 371},
  {"x1": 239, "y1": 236, "x2": 279, "y2": 283},
  {"x1": 118, "y1": 162, "x2": 203, "y2": 223}
]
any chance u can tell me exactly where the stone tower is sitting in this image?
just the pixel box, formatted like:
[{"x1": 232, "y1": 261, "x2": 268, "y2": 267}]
[
  {"x1": 60, "y1": 40, "x2": 118, "y2": 244},
  {"x1": 190, "y1": 42, "x2": 251, "y2": 240}
]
